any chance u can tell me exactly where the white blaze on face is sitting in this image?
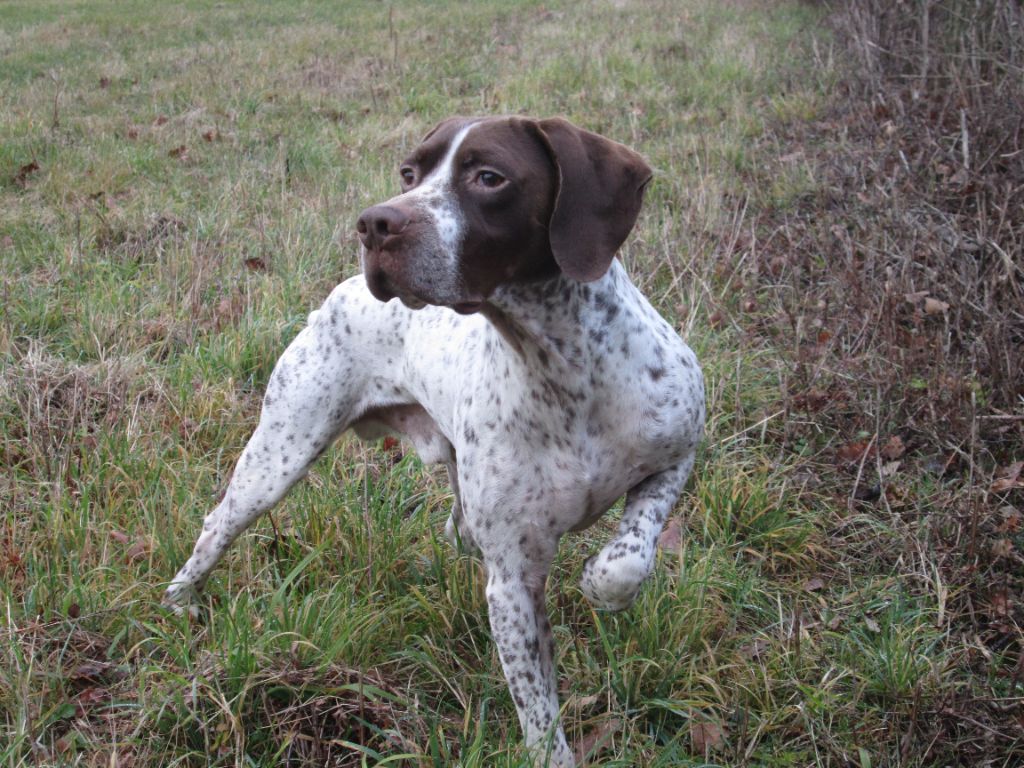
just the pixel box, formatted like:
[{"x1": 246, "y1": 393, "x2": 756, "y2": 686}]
[{"x1": 394, "y1": 121, "x2": 477, "y2": 275}]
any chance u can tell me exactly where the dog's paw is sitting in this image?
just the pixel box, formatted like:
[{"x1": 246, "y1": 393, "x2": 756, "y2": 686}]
[
  {"x1": 579, "y1": 551, "x2": 648, "y2": 612},
  {"x1": 162, "y1": 582, "x2": 202, "y2": 619}
]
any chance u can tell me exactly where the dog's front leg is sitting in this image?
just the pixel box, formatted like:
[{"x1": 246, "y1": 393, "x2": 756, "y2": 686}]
[
  {"x1": 484, "y1": 547, "x2": 574, "y2": 767},
  {"x1": 580, "y1": 456, "x2": 696, "y2": 612},
  {"x1": 165, "y1": 310, "x2": 364, "y2": 610}
]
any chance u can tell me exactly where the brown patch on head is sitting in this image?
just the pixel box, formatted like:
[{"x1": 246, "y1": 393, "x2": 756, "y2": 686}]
[{"x1": 445, "y1": 117, "x2": 561, "y2": 297}]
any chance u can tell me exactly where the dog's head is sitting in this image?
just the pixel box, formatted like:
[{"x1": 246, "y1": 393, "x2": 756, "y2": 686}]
[{"x1": 356, "y1": 116, "x2": 652, "y2": 313}]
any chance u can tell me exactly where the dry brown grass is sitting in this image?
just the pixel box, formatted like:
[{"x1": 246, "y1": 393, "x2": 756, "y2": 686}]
[{"x1": 720, "y1": 1, "x2": 1024, "y2": 759}]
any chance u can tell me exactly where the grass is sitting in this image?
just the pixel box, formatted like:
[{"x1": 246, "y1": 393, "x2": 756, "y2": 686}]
[{"x1": 2, "y1": 0, "x2": 1022, "y2": 765}]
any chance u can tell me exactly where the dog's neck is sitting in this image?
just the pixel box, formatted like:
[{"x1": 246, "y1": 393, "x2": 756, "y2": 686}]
[{"x1": 481, "y1": 260, "x2": 625, "y2": 372}]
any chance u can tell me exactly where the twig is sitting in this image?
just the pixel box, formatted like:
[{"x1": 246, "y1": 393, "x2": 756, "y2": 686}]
[{"x1": 848, "y1": 433, "x2": 877, "y2": 510}]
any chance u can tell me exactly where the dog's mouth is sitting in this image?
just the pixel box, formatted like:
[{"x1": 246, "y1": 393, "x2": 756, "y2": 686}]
[
  {"x1": 451, "y1": 301, "x2": 483, "y2": 315},
  {"x1": 398, "y1": 295, "x2": 428, "y2": 310}
]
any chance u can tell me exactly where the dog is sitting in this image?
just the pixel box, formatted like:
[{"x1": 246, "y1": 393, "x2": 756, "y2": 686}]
[{"x1": 166, "y1": 116, "x2": 704, "y2": 766}]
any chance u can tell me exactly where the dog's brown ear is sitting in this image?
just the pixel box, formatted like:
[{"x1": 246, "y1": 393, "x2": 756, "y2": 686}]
[{"x1": 535, "y1": 117, "x2": 653, "y2": 282}]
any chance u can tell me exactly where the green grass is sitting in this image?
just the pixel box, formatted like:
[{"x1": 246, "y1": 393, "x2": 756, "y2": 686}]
[{"x1": 3, "y1": 0, "x2": 1012, "y2": 766}]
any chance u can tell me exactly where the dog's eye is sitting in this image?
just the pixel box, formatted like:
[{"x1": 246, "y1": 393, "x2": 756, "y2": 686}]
[
  {"x1": 400, "y1": 167, "x2": 416, "y2": 186},
  {"x1": 475, "y1": 170, "x2": 506, "y2": 189}
]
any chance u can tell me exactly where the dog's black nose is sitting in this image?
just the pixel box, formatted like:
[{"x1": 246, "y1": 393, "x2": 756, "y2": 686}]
[{"x1": 357, "y1": 205, "x2": 409, "y2": 251}]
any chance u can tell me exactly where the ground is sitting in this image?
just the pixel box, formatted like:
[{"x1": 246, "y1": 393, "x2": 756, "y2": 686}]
[{"x1": 1, "y1": 0, "x2": 1022, "y2": 765}]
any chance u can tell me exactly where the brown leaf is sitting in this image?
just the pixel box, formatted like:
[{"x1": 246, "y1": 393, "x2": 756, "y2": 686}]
[
  {"x1": 837, "y1": 440, "x2": 875, "y2": 464},
  {"x1": 99, "y1": 76, "x2": 110, "y2": 89},
  {"x1": 924, "y1": 297, "x2": 950, "y2": 314},
  {"x1": 152, "y1": 115, "x2": 169, "y2": 126},
  {"x1": 71, "y1": 661, "x2": 111, "y2": 682},
  {"x1": 740, "y1": 637, "x2": 770, "y2": 659},
  {"x1": 708, "y1": 310, "x2": 725, "y2": 329},
  {"x1": 998, "y1": 506, "x2": 1022, "y2": 534},
  {"x1": 168, "y1": 144, "x2": 189, "y2": 160},
  {"x1": 13, "y1": 161, "x2": 39, "y2": 187},
  {"x1": 690, "y1": 720, "x2": 727, "y2": 754},
  {"x1": 864, "y1": 616, "x2": 881, "y2": 633},
  {"x1": 880, "y1": 435, "x2": 905, "y2": 460},
  {"x1": 110, "y1": 530, "x2": 129, "y2": 545},
  {"x1": 573, "y1": 717, "x2": 622, "y2": 763},
  {"x1": 67, "y1": 603, "x2": 80, "y2": 619},
  {"x1": 202, "y1": 128, "x2": 220, "y2": 142},
  {"x1": 244, "y1": 256, "x2": 268, "y2": 273},
  {"x1": 991, "y1": 539, "x2": 1015, "y2": 559},
  {"x1": 74, "y1": 686, "x2": 108, "y2": 716},
  {"x1": 990, "y1": 590, "x2": 1011, "y2": 617},
  {"x1": 381, "y1": 436, "x2": 400, "y2": 452},
  {"x1": 125, "y1": 537, "x2": 149, "y2": 562},
  {"x1": 992, "y1": 462, "x2": 1023, "y2": 493},
  {"x1": 904, "y1": 290, "x2": 929, "y2": 304},
  {"x1": 803, "y1": 576, "x2": 825, "y2": 592},
  {"x1": 658, "y1": 517, "x2": 683, "y2": 552}
]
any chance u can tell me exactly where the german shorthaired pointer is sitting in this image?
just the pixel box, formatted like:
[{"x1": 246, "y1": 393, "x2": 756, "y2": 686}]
[{"x1": 166, "y1": 116, "x2": 704, "y2": 766}]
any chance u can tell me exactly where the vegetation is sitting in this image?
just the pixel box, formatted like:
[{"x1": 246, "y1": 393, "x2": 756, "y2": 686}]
[{"x1": 1, "y1": 0, "x2": 1020, "y2": 765}]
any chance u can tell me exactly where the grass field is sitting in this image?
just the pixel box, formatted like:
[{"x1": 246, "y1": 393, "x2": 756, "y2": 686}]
[{"x1": 2, "y1": 0, "x2": 1022, "y2": 766}]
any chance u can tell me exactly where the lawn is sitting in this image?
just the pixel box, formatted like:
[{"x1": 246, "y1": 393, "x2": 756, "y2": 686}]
[{"x1": 2, "y1": 0, "x2": 1022, "y2": 766}]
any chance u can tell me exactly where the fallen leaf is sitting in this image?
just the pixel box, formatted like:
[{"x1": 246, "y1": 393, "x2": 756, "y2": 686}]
[
  {"x1": 573, "y1": 717, "x2": 622, "y2": 763},
  {"x1": 244, "y1": 256, "x2": 268, "y2": 272},
  {"x1": 881, "y1": 461, "x2": 901, "y2": 478},
  {"x1": 992, "y1": 462, "x2": 1023, "y2": 493},
  {"x1": 168, "y1": 144, "x2": 189, "y2": 160},
  {"x1": 880, "y1": 435, "x2": 905, "y2": 460},
  {"x1": 904, "y1": 290, "x2": 929, "y2": 304},
  {"x1": 110, "y1": 530, "x2": 129, "y2": 544},
  {"x1": 864, "y1": 616, "x2": 881, "y2": 633},
  {"x1": 67, "y1": 603, "x2": 80, "y2": 619},
  {"x1": 99, "y1": 76, "x2": 110, "y2": 89},
  {"x1": 690, "y1": 720, "x2": 727, "y2": 754},
  {"x1": 74, "y1": 686, "x2": 108, "y2": 717},
  {"x1": 658, "y1": 517, "x2": 683, "y2": 552},
  {"x1": 998, "y1": 506, "x2": 1022, "y2": 533},
  {"x1": 990, "y1": 590, "x2": 1011, "y2": 617},
  {"x1": 740, "y1": 637, "x2": 770, "y2": 659},
  {"x1": 125, "y1": 537, "x2": 149, "y2": 562},
  {"x1": 71, "y1": 661, "x2": 111, "y2": 682},
  {"x1": 991, "y1": 539, "x2": 1015, "y2": 559},
  {"x1": 803, "y1": 577, "x2": 825, "y2": 592},
  {"x1": 837, "y1": 440, "x2": 875, "y2": 464},
  {"x1": 827, "y1": 614, "x2": 842, "y2": 630},
  {"x1": 202, "y1": 128, "x2": 220, "y2": 142},
  {"x1": 13, "y1": 161, "x2": 39, "y2": 187},
  {"x1": 924, "y1": 297, "x2": 950, "y2": 314},
  {"x1": 153, "y1": 115, "x2": 169, "y2": 126}
]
